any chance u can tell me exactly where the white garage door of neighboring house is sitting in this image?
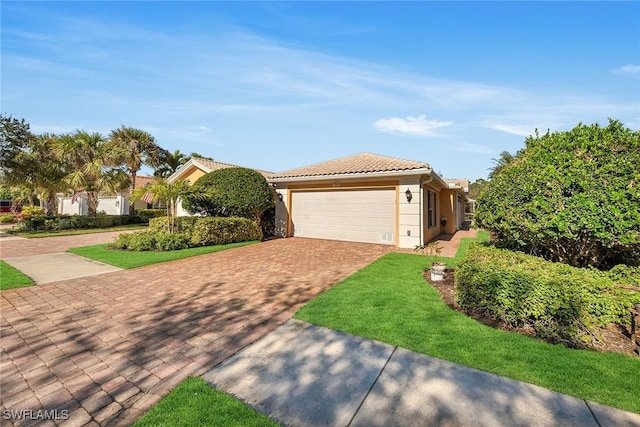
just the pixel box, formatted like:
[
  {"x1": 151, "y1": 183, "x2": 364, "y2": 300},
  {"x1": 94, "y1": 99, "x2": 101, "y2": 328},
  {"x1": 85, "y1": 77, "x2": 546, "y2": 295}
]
[{"x1": 291, "y1": 188, "x2": 396, "y2": 245}]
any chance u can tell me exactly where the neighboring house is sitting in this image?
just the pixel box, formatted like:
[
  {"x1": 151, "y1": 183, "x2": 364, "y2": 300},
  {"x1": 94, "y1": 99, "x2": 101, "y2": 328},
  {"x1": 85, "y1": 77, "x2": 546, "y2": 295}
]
[
  {"x1": 167, "y1": 153, "x2": 469, "y2": 249},
  {"x1": 167, "y1": 157, "x2": 274, "y2": 216},
  {"x1": 57, "y1": 176, "x2": 159, "y2": 216},
  {"x1": 269, "y1": 153, "x2": 469, "y2": 249}
]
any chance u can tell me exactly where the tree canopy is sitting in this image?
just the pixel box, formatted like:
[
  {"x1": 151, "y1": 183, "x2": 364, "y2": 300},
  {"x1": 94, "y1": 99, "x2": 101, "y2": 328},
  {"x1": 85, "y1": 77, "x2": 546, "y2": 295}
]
[
  {"x1": 475, "y1": 119, "x2": 640, "y2": 269},
  {"x1": 182, "y1": 167, "x2": 274, "y2": 221}
]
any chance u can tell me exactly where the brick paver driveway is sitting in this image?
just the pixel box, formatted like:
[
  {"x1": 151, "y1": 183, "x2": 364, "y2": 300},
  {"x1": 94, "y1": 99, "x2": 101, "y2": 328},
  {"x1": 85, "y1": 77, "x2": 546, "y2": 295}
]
[{"x1": 0, "y1": 238, "x2": 393, "y2": 426}]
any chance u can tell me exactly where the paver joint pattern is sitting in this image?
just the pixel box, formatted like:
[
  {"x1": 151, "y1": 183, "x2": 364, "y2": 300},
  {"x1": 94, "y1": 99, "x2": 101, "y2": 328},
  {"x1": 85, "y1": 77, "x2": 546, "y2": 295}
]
[{"x1": 1, "y1": 237, "x2": 392, "y2": 426}]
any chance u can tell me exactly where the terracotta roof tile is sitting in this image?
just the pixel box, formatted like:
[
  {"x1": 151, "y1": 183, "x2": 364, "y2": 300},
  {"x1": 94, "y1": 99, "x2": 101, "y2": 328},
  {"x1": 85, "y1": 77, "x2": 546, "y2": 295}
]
[
  {"x1": 273, "y1": 153, "x2": 431, "y2": 178},
  {"x1": 192, "y1": 158, "x2": 274, "y2": 179}
]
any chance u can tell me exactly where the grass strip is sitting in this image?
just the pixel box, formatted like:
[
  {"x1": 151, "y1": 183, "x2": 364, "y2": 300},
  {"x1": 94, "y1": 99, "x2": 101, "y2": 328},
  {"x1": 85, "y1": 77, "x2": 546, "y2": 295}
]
[
  {"x1": 133, "y1": 377, "x2": 279, "y2": 427},
  {"x1": 68, "y1": 241, "x2": 258, "y2": 269},
  {"x1": 0, "y1": 261, "x2": 35, "y2": 291},
  {"x1": 8, "y1": 224, "x2": 147, "y2": 238},
  {"x1": 295, "y1": 252, "x2": 640, "y2": 414}
]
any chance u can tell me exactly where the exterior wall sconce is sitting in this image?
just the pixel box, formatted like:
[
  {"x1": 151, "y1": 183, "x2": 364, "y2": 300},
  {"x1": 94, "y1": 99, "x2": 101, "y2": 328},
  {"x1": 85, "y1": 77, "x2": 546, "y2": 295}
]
[
  {"x1": 405, "y1": 188, "x2": 413, "y2": 203},
  {"x1": 277, "y1": 192, "x2": 284, "y2": 202}
]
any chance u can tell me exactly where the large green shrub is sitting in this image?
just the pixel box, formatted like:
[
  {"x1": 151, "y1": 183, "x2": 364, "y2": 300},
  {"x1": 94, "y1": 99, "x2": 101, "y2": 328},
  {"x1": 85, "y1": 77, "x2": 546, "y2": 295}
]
[
  {"x1": 455, "y1": 245, "x2": 640, "y2": 348},
  {"x1": 136, "y1": 209, "x2": 166, "y2": 223},
  {"x1": 16, "y1": 214, "x2": 136, "y2": 231},
  {"x1": 182, "y1": 167, "x2": 274, "y2": 220},
  {"x1": 148, "y1": 216, "x2": 199, "y2": 235},
  {"x1": 475, "y1": 119, "x2": 640, "y2": 269},
  {"x1": 112, "y1": 231, "x2": 191, "y2": 251},
  {"x1": 191, "y1": 217, "x2": 262, "y2": 246}
]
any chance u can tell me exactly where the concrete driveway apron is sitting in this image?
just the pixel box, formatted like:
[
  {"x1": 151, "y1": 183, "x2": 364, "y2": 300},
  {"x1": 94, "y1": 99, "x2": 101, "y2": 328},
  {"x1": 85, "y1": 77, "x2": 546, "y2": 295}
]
[{"x1": 0, "y1": 238, "x2": 392, "y2": 426}]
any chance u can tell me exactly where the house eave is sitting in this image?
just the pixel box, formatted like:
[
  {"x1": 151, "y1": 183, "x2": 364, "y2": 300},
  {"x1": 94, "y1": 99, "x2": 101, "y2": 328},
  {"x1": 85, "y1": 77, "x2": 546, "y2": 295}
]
[{"x1": 268, "y1": 168, "x2": 434, "y2": 184}]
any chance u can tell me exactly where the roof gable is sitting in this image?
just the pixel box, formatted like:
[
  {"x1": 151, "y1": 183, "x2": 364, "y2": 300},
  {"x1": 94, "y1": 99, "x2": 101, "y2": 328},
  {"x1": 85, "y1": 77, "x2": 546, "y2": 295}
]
[
  {"x1": 272, "y1": 153, "x2": 431, "y2": 179},
  {"x1": 168, "y1": 157, "x2": 274, "y2": 182}
]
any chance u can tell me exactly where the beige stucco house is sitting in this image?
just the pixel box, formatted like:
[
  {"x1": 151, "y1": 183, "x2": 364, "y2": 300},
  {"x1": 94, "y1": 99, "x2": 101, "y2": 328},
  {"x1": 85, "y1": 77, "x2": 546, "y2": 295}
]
[
  {"x1": 169, "y1": 153, "x2": 469, "y2": 249},
  {"x1": 269, "y1": 153, "x2": 468, "y2": 249}
]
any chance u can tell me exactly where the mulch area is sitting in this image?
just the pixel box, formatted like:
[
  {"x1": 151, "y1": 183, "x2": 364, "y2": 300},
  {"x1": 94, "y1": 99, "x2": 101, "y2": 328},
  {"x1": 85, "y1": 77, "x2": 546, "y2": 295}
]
[{"x1": 423, "y1": 269, "x2": 638, "y2": 357}]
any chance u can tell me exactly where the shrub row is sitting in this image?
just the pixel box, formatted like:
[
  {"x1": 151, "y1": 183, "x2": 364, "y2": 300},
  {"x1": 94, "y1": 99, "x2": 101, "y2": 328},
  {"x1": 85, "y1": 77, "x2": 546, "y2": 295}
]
[
  {"x1": 148, "y1": 216, "x2": 199, "y2": 235},
  {"x1": 17, "y1": 215, "x2": 141, "y2": 231},
  {"x1": 455, "y1": 244, "x2": 640, "y2": 349},
  {"x1": 115, "y1": 216, "x2": 262, "y2": 251},
  {"x1": 0, "y1": 214, "x2": 17, "y2": 224},
  {"x1": 136, "y1": 209, "x2": 167, "y2": 223},
  {"x1": 112, "y1": 231, "x2": 192, "y2": 251}
]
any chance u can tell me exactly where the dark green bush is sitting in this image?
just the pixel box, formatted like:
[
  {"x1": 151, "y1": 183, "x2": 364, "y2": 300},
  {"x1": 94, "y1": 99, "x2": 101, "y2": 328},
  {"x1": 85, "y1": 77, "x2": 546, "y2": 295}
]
[
  {"x1": 148, "y1": 216, "x2": 199, "y2": 235},
  {"x1": 154, "y1": 232, "x2": 191, "y2": 251},
  {"x1": 113, "y1": 231, "x2": 158, "y2": 251},
  {"x1": 182, "y1": 167, "x2": 274, "y2": 220},
  {"x1": 475, "y1": 120, "x2": 640, "y2": 269},
  {"x1": 191, "y1": 217, "x2": 262, "y2": 246},
  {"x1": 18, "y1": 214, "x2": 136, "y2": 231},
  {"x1": 137, "y1": 209, "x2": 166, "y2": 222},
  {"x1": 113, "y1": 231, "x2": 191, "y2": 251},
  {"x1": 455, "y1": 244, "x2": 640, "y2": 348}
]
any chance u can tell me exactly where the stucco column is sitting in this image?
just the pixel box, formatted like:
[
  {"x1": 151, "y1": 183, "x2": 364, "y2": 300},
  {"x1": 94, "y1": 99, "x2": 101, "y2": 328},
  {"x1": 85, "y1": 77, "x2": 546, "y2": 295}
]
[{"x1": 398, "y1": 179, "x2": 422, "y2": 248}]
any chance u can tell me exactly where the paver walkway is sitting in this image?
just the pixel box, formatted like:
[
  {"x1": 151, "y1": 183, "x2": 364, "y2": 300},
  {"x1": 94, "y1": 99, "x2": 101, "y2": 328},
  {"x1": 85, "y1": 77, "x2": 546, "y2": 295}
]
[{"x1": 0, "y1": 238, "x2": 393, "y2": 426}]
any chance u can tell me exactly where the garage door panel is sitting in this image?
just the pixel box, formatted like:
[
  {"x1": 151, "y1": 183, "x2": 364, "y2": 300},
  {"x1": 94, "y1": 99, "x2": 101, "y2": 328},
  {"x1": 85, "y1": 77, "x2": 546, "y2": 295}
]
[{"x1": 291, "y1": 189, "x2": 395, "y2": 245}]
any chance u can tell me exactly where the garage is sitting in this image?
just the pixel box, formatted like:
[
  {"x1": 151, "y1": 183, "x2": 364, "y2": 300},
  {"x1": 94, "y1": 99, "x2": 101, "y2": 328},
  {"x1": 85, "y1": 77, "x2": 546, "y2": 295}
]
[{"x1": 290, "y1": 188, "x2": 396, "y2": 245}]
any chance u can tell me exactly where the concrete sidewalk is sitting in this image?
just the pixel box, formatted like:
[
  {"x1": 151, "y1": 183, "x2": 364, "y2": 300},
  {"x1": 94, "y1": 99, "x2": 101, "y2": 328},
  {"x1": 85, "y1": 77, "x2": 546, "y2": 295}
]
[
  {"x1": 3, "y1": 252, "x2": 121, "y2": 284},
  {"x1": 204, "y1": 320, "x2": 640, "y2": 427}
]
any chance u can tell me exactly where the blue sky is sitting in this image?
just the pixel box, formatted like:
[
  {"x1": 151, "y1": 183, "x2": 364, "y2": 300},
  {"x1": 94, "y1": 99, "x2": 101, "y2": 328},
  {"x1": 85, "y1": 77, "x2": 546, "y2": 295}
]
[{"x1": 2, "y1": 1, "x2": 639, "y2": 181}]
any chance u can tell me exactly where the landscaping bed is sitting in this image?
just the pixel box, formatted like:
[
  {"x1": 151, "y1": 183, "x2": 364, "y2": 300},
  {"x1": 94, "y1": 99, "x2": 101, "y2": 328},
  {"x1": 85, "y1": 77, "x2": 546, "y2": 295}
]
[{"x1": 423, "y1": 268, "x2": 638, "y2": 357}]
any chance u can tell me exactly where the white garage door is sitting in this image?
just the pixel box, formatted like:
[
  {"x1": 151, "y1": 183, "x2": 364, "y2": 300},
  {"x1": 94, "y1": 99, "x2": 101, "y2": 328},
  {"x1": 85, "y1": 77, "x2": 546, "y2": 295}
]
[{"x1": 291, "y1": 188, "x2": 396, "y2": 245}]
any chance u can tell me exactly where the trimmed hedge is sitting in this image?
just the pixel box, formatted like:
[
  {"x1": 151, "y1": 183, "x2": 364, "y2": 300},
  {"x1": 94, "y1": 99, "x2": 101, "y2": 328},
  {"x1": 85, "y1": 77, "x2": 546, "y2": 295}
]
[
  {"x1": 455, "y1": 244, "x2": 640, "y2": 348},
  {"x1": 113, "y1": 231, "x2": 191, "y2": 251},
  {"x1": 148, "y1": 216, "x2": 199, "y2": 235},
  {"x1": 137, "y1": 209, "x2": 167, "y2": 223},
  {"x1": 191, "y1": 217, "x2": 262, "y2": 246},
  {"x1": 17, "y1": 215, "x2": 141, "y2": 231},
  {"x1": 117, "y1": 216, "x2": 261, "y2": 251}
]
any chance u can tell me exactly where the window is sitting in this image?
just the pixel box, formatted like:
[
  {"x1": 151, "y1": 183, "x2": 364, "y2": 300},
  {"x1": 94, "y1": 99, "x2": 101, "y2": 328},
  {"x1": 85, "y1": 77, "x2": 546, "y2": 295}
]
[{"x1": 427, "y1": 191, "x2": 437, "y2": 228}]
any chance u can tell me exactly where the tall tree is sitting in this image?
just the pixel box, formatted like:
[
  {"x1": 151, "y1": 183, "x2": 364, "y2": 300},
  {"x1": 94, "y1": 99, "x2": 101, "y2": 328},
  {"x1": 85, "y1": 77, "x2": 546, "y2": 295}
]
[
  {"x1": 0, "y1": 114, "x2": 35, "y2": 176},
  {"x1": 154, "y1": 149, "x2": 188, "y2": 178},
  {"x1": 57, "y1": 130, "x2": 130, "y2": 216},
  {"x1": 109, "y1": 126, "x2": 165, "y2": 215},
  {"x1": 7, "y1": 133, "x2": 68, "y2": 214},
  {"x1": 488, "y1": 150, "x2": 517, "y2": 179}
]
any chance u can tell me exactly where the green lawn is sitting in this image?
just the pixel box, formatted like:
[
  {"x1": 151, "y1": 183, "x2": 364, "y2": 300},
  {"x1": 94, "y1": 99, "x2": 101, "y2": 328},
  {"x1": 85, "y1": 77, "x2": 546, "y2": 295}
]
[
  {"x1": 295, "y1": 251, "x2": 640, "y2": 414},
  {"x1": 68, "y1": 241, "x2": 258, "y2": 269},
  {"x1": 9, "y1": 224, "x2": 147, "y2": 238},
  {"x1": 0, "y1": 261, "x2": 35, "y2": 291},
  {"x1": 133, "y1": 377, "x2": 278, "y2": 427}
]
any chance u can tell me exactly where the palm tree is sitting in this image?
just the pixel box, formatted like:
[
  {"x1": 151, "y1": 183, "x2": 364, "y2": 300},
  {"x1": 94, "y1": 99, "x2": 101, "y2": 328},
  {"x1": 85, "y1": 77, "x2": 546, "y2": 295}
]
[
  {"x1": 56, "y1": 130, "x2": 130, "y2": 216},
  {"x1": 488, "y1": 150, "x2": 517, "y2": 179},
  {"x1": 154, "y1": 149, "x2": 188, "y2": 178},
  {"x1": 109, "y1": 126, "x2": 165, "y2": 215},
  {"x1": 2, "y1": 133, "x2": 68, "y2": 214},
  {"x1": 132, "y1": 178, "x2": 190, "y2": 233}
]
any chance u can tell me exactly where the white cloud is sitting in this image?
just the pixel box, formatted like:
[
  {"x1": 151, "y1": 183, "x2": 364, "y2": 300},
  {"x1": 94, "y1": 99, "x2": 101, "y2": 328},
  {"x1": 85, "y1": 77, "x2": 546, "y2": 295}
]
[
  {"x1": 481, "y1": 121, "x2": 536, "y2": 137},
  {"x1": 373, "y1": 115, "x2": 453, "y2": 137},
  {"x1": 611, "y1": 65, "x2": 640, "y2": 79}
]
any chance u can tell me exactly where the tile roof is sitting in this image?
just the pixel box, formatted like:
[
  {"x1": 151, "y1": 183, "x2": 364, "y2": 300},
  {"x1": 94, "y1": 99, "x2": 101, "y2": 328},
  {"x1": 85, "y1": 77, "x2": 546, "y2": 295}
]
[
  {"x1": 134, "y1": 175, "x2": 154, "y2": 189},
  {"x1": 445, "y1": 178, "x2": 470, "y2": 190},
  {"x1": 272, "y1": 153, "x2": 431, "y2": 179},
  {"x1": 192, "y1": 157, "x2": 274, "y2": 179}
]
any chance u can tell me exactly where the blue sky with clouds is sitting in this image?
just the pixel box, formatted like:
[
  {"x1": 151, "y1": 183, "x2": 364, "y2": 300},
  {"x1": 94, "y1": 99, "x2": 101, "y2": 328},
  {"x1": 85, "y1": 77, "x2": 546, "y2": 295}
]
[{"x1": 2, "y1": 1, "x2": 639, "y2": 181}]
